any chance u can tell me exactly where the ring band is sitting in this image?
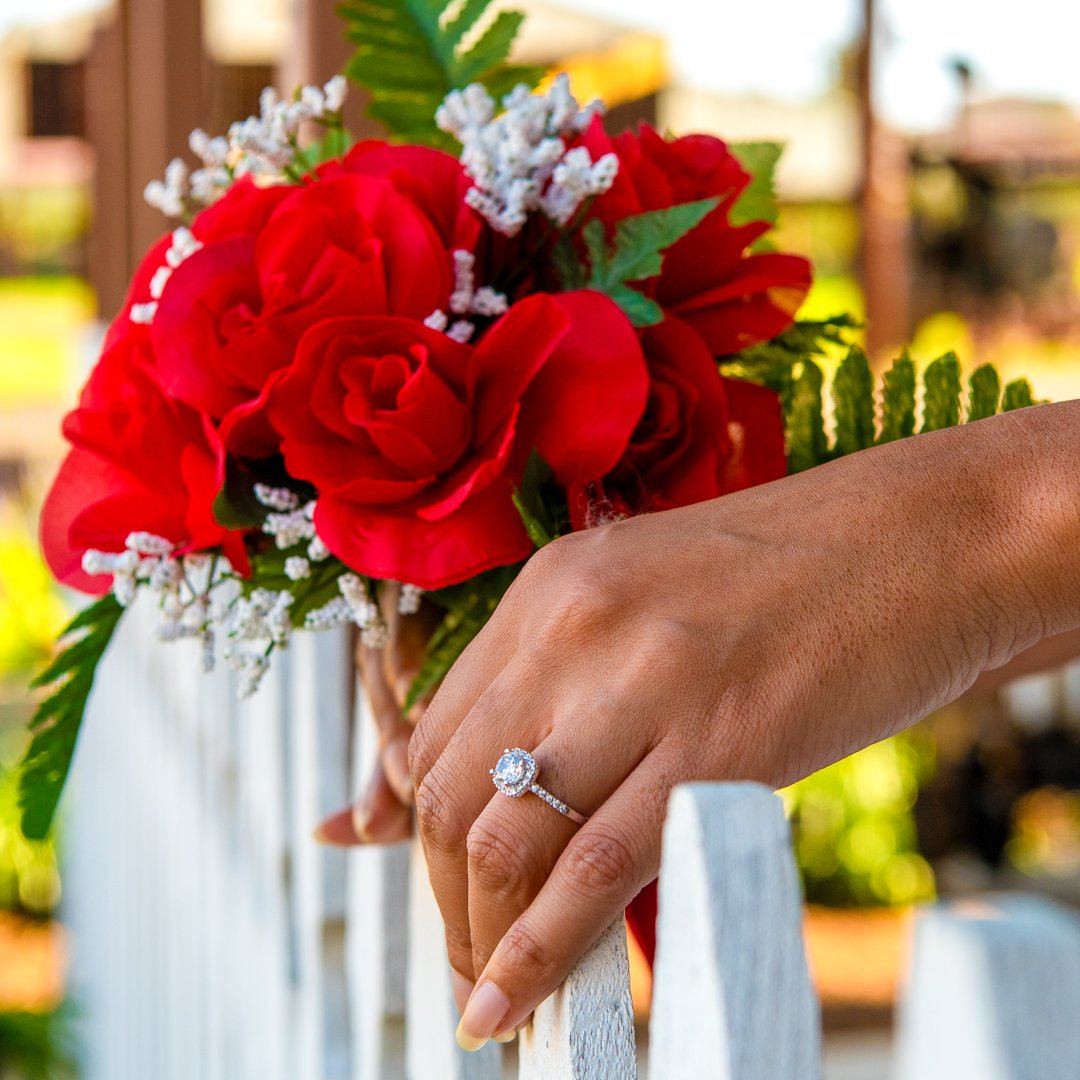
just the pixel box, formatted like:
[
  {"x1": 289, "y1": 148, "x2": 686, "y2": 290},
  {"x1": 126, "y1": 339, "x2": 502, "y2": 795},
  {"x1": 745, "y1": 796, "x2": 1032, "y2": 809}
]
[{"x1": 489, "y1": 747, "x2": 589, "y2": 825}]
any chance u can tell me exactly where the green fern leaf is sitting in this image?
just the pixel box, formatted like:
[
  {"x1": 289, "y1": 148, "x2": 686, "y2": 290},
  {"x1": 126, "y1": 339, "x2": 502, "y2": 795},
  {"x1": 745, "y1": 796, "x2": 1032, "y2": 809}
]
[
  {"x1": 921, "y1": 352, "x2": 962, "y2": 432},
  {"x1": 878, "y1": 352, "x2": 916, "y2": 444},
  {"x1": 1002, "y1": 378, "x2": 1035, "y2": 412},
  {"x1": 584, "y1": 199, "x2": 719, "y2": 327},
  {"x1": 833, "y1": 346, "x2": 876, "y2": 454},
  {"x1": 786, "y1": 360, "x2": 829, "y2": 473},
  {"x1": 404, "y1": 565, "x2": 519, "y2": 712},
  {"x1": 967, "y1": 364, "x2": 1002, "y2": 422},
  {"x1": 340, "y1": 0, "x2": 544, "y2": 148},
  {"x1": 18, "y1": 595, "x2": 124, "y2": 840}
]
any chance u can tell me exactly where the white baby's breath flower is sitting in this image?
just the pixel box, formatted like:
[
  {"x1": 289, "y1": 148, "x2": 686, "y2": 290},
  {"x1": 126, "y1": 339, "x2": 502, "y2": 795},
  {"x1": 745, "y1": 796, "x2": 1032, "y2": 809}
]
[
  {"x1": 447, "y1": 319, "x2": 475, "y2": 343},
  {"x1": 323, "y1": 75, "x2": 348, "y2": 113},
  {"x1": 284, "y1": 556, "x2": 311, "y2": 581},
  {"x1": 398, "y1": 584, "x2": 423, "y2": 615},
  {"x1": 307, "y1": 535, "x2": 331, "y2": 562},
  {"x1": 439, "y1": 73, "x2": 615, "y2": 237},
  {"x1": 424, "y1": 309, "x2": 449, "y2": 332},
  {"x1": 254, "y1": 483, "x2": 300, "y2": 512}
]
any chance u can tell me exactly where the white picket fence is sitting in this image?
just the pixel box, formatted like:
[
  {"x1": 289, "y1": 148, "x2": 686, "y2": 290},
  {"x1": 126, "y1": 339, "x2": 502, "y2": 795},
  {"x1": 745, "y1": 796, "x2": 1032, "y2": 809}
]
[{"x1": 64, "y1": 596, "x2": 1080, "y2": 1079}]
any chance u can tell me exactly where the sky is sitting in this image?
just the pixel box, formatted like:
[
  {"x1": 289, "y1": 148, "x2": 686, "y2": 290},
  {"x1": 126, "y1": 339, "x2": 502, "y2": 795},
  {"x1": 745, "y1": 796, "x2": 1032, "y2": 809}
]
[{"x1": 3, "y1": 0, "x2": 1080, "y2": 133}]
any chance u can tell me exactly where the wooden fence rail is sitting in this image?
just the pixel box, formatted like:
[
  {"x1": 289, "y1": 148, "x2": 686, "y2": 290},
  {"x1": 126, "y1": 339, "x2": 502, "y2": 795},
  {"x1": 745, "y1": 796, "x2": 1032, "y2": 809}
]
[{"x1": 65, "y1": 596, "x2": 1080, "y2": 1078}]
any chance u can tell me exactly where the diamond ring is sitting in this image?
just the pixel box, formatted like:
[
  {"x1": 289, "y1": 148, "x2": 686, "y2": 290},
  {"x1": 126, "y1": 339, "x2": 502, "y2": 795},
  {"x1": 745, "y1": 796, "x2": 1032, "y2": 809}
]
[{"x1": 489, "y1": 747, "x2": 589, "y2": 825}]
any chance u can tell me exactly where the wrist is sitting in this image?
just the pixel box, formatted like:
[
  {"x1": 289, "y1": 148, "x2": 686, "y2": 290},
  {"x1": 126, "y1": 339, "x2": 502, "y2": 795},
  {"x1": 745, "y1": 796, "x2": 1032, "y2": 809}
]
[{"x1": 899, "y1": 400, "x2": 1080, "y2": 670}]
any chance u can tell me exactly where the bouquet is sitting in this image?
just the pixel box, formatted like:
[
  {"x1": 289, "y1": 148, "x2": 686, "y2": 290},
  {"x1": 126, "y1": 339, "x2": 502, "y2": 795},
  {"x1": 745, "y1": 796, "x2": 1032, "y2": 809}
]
[{"x1": 20, "y1": 0, "x2": 1037, "y2": 842}]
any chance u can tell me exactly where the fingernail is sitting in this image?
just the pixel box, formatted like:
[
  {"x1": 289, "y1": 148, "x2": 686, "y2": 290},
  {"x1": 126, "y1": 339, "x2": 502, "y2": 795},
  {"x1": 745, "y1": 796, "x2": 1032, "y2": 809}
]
[
  {"x1": 384, "y1": 739, "x2": 414, "y2": 805},
  {"x1": 313, "y1": 807, "x2": 361, "y2": 846},
  {"x1": 455, "y1": 980, "x2": 510, "y2": 1052},
  {"x1": 351, "y1": 803, "x2": 373, "y2": 842},
  {"x1": 492, "y1": 1030, "x2": 516, "y2": 1043},
  {"x1": 451, "y1": 969, "x2": 474, "y2": 1016}
]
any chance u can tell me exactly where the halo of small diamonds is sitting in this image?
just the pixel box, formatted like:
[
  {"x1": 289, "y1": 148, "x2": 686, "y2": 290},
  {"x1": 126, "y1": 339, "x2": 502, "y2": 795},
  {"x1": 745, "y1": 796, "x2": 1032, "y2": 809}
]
[{"x1": 489, "y1": 747, "x2": 537, "y2": 797}]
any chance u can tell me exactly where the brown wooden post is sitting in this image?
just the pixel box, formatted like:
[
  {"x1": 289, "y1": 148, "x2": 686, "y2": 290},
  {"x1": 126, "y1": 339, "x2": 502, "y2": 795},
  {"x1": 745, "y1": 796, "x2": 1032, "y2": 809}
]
[
  {"x1": 857, "y1": 0, "x2": 912, "y2": 365},
  {"x1": 277, "y1": 0, "x2": 380, "y2": 138},
  {"x1": 85, "y1": 13, "x2": 131, "y2": 320},
  {"x1": 85, "y1": 0, "x2": 207, "y2": 319}
]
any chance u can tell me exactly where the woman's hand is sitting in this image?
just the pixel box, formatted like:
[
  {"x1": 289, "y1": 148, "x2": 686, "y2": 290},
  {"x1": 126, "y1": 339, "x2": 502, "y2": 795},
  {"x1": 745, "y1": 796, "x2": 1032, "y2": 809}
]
[
  {"x1": 316, "y1": 584, "x2": 442, "y2": 846},
  {"x1": 406, "y1": 402, "x2": 1080, "y2": 1050}
]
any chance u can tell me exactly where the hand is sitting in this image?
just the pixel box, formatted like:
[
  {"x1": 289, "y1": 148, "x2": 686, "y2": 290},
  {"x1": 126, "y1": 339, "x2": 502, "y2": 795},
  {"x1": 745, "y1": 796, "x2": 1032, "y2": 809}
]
[
  {"x1": 316, "y1": 583, "x2": 442, "y2": 846},
  {"x1": 407, "y1": 402, "x2": 1080, "y2": 1050}
]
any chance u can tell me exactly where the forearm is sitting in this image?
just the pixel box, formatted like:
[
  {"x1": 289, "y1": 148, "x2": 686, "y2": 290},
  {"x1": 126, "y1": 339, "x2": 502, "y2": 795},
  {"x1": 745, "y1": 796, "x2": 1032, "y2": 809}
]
[
  {"x1": 680, "y1": 398, "x2": 1080, "y2": 780},
  {"x1": 885, "y1": 399, "x2": 1080, "y2": 666}
]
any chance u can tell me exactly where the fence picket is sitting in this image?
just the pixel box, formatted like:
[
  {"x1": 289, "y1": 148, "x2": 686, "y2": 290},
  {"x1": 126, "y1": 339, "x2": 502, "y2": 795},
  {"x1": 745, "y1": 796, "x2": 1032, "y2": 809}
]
[
  {"x1": 71, "y1": 615, "x2": 1080, "y2": 1080},
  {"x1": 649, "y1": 782, "x2": 821, "y2": 1080},
  {"x1": 518, "y1": 917, "x2": 637, "y2": 1080},
  {"x1": 896, "y1": 895, "x2": 1080, "y2": 1080},
  {"x1": 405, "y1": 838, "x2": 502, "y2": 1079},
  {"x1": 347, "y1": 674, "x2": 409, "y2": 1080},
  {"x1": 286, "y1": 629, "x2": 354, "y2": 1079}
]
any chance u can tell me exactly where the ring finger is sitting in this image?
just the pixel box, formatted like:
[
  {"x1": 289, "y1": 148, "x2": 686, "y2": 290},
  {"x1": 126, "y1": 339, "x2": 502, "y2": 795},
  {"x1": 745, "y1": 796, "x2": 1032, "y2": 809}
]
[{"x1": 464, "y1": 729, "x2": 648, "y2": 977}]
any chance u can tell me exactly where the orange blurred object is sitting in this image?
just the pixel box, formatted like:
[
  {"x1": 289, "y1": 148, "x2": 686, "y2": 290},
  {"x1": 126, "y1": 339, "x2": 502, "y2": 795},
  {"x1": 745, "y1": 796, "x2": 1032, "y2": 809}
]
[{"x1": 0, "y1": 912, "x2": 66, "y2": 1012}]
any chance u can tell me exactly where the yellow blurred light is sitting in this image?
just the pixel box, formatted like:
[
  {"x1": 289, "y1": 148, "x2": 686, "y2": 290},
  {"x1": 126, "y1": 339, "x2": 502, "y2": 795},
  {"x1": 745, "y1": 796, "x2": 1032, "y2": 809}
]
[
  {"x1": 540, "y1": 33, "x2": 667, "y2": 112},
  {"x1": 0, "y1": 277, "x2": 95, "y2": 406}
]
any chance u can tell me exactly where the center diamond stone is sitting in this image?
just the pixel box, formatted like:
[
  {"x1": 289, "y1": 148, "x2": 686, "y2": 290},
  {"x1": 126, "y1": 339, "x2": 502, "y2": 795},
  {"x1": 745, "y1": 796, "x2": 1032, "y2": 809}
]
[{"x1": 491, "y1": 748, "x2": 536, "y2": 797}]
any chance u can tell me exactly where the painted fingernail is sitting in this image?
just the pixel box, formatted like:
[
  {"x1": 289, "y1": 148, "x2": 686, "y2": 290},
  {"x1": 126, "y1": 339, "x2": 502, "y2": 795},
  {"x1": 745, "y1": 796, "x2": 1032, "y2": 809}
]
[
  {"x1": 455, "y1": 980, "x2": 510, "y2": 1052},
  {"x1": 451, "y1": 969, "x2": 474, "y2": 1016}
]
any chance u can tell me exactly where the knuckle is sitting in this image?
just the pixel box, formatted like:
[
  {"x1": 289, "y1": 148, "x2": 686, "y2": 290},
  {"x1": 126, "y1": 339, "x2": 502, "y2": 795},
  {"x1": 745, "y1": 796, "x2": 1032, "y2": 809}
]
[
  {"x1": 467, "y1": 820, "x2": 536, "y2": 901},
  {"x1": 561, "y1": 829, "x2": 637, "y2": 894},
  {"x1": 498, "y1": 921, "x2": 555, "y2": 983},
  {"x1": 414, "y1": 769, "x2": 467, "y2": 852},
  {"x1": 407, "y1": 717, "x2": 438, "y2": 787},
  {"x1": 443, "y1": 921, "x2": 475, "y2": 975}
]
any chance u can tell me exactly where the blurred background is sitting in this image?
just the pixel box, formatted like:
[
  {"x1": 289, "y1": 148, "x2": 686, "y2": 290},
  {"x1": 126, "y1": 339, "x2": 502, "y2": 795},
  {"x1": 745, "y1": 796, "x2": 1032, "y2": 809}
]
[{"x1": 1, "y1": 0, "x2": 1080, "y2": 1076}]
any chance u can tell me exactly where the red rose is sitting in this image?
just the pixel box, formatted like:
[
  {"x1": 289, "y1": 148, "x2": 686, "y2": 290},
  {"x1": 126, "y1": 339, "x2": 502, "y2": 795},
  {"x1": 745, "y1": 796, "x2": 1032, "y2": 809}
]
[
  {"x1": 584, "y1": 123, "x2": 812, "y2": 355},
  {"x1": 143, "y1": 171, "x2": 455, "y2": 456},
  {"x1": 570, "y1": 317, "x2": 786, "y2": 525},
  {"x1": 40, "y1": 323, "x2": 248, "y2": 593},
  {"x1": 267, "y1": 291, "x2": 649, "y2": 588},
  {"x1": 325, "y1": 141, "x2": 481, "y2": 253}
]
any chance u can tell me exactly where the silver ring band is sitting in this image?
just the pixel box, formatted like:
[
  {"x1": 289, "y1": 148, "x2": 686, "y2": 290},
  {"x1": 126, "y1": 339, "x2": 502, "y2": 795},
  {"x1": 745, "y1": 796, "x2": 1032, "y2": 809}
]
[{"x1": 490, "y1": 747, "x2": 589, "y2": 825}]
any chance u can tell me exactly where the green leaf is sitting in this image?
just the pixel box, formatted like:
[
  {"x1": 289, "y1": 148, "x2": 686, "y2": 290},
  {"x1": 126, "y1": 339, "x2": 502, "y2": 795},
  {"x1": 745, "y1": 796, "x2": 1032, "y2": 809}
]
[
  {"x1": 786, "y1": 360, "x2": 829, "y2": 473},
  {"x1": 18, "y1": 595, "x2": 125, "y2": 840},
  {"x1": 551, "y1": 235, "x2": 587, "y2": 290},
  {"x1": 833, "y1": 346, "x2": 876, "y2": 454},
  {"x1": 1002, "y1": 378, "x2": 1035, "y2": 412},
  {"x1": 730, "y1": 142, "x2": 782, "y2": 230},
  {"x1": 404, "y1": 564, "x2": 520, "y2": 711},
  {"x1": 878, "y1": 351, "x2": 916, "y2": 444},
  {"x1": 967, "y1": 363, "x2": 1001, "y2": 423},
  {"x1": 725, "y1": 313, "x2": 859, "y2": 389},
  {"x1": 304, "y1": 125, "x2": 353, "y2": 167},
  {"x1": 921, "y1": 352, "x2": 962, "y2": 432},
  {"x1": 511, "y1": 450, "x2": 558, "y2": 549},
  {"x1": 585, "y1": 199, "x2": 718, "y2": 326},
  {"x1": 340, "y1": 0, "x2": 544, "y2": 148}
]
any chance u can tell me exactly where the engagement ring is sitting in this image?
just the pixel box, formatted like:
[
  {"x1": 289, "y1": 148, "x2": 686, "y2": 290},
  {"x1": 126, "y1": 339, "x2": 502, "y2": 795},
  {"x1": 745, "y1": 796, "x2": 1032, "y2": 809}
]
[{"x1": 490, "y1": 747, "x2": 588, "y2": 825}]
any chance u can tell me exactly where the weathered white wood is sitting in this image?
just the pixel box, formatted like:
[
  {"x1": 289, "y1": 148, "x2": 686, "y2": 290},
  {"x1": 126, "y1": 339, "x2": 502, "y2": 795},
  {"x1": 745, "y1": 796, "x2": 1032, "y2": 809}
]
[
  {"x1": 287, "y1": 629, "x2": 354, "y2": 1079},
  {"x1": 347, "y1": 674, "x2": 409, "y2": 1080},
  {"x1": 895, "y1": 895, "x2": 1080, "y2": 1080},
  {"x1": 518, "y1": 917, "x2": 637, "y2": 1080},
  {"x1": 649, "y1": 782, "x2": 821, "y2": 1080},
  {"x1": 235, "y1": 656, "x2": 292, "y2": 1080},
  {"x1": 405, "y1": 838, "x2": 501, "y2": 1080}
]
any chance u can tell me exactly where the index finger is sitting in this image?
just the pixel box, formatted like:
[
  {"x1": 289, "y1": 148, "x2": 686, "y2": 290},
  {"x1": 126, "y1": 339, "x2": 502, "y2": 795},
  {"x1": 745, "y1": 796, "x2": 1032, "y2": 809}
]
[{"x1": 455, "y1": 751, "x2": 671, "y2": 1049}]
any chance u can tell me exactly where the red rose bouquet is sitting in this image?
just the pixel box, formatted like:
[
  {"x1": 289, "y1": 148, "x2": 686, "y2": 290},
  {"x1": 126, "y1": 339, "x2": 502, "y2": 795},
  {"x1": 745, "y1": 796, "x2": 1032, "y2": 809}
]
[{"x1": 21, "y1": 0, "x2": 1035, "y2": 843}]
